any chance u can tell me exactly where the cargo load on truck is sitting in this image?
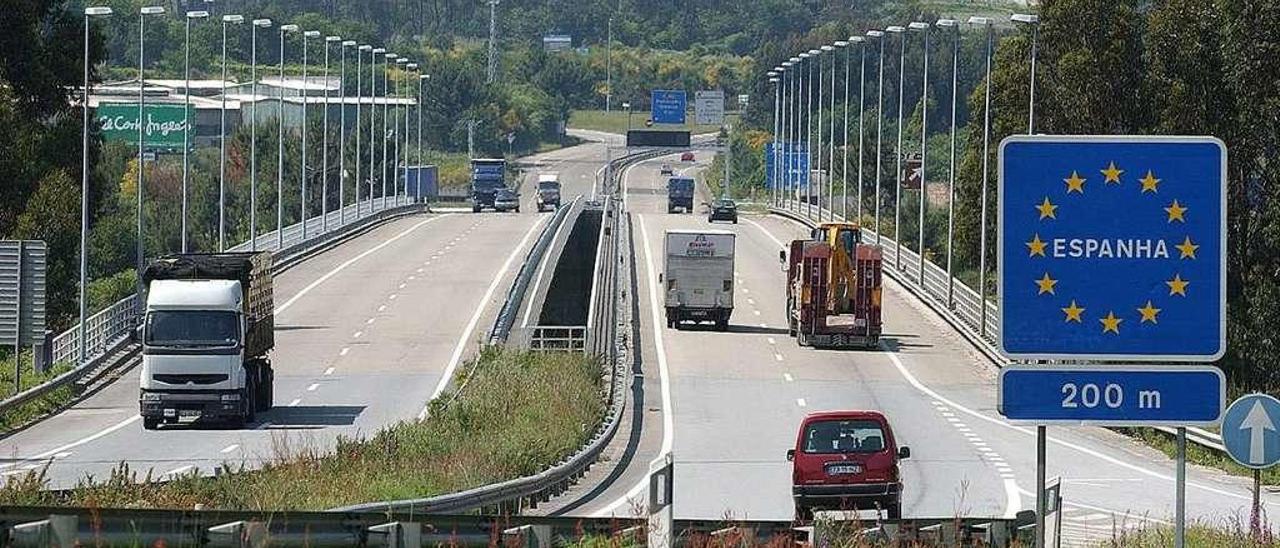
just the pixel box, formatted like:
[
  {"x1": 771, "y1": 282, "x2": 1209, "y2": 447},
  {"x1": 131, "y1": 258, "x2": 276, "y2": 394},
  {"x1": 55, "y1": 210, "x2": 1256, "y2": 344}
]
[
  {"x1": 138, "y1": 252, "x2": 275, "y2": 429},
  {"x1": 785, "y1": 222, "x2": 882, "y2": 348},
  {"x1": 662, "y1": 230, "x2": 735, "y2": 331}
]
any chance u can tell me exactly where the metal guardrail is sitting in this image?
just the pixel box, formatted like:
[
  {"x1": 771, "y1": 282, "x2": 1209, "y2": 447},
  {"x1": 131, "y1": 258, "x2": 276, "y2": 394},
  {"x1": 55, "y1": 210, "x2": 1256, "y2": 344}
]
[
  {"x1": 331, "y1": 149, "x2": 654, "y2": 516},
  {"x1": 488, "y1": 196, "x2": 580, "y2": 345},
  {"x1": 3, "y1": 197, "x2": 423, "y2": 418},
  {"x1": 771, "y1": 203, "x2": 1228, "y2": 454},
  {"x1": 530, "y1": 326, "x2": 587, "y2": 352}
]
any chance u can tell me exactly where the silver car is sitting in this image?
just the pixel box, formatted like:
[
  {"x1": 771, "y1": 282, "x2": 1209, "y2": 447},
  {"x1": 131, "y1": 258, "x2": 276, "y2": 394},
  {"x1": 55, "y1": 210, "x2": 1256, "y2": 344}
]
[{"x1": 493, "y1": 188, "x2": 520, "y2": 212}]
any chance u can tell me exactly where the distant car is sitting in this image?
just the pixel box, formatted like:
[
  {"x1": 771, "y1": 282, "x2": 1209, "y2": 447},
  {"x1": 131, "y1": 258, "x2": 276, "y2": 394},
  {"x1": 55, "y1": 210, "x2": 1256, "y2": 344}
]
[
  {"x1": 681, "y1": 151, "x2": 696, "y2": 162},
  {"x1": 660, "y1": 163, "x2": 674, "y2": 176},
  {"x1": 708, "y1": 199, "x2": 738, "y2": 224},
  {"x1": 493, "y1": 188, "x2": 520, "y2": 213},
  {"x1": 788, "y1": 410, "x2": 910, "y2": 521}
]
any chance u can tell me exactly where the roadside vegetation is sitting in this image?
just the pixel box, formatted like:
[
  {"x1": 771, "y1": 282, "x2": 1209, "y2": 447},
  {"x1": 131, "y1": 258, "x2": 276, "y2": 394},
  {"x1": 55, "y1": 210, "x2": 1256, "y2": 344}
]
[
  {"x1": 0, "y1": 353, "x2": 74, "y2": 431},
  {"x1": 1096, "y1": 521, "x2": 1279, "y2": 547},
  {"x1": 0, "y1": 348, "x2": 604, "y2": 509}
]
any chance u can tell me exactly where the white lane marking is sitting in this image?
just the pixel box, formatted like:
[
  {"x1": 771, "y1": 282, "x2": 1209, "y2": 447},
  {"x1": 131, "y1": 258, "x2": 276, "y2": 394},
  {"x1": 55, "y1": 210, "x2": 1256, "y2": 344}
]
[
  {"x1": 389, "y1": 294, "x2": 398, "y2": 300},
  {"x1": 767, "y1": 337, "x2": 777, "y2": 345},
  {"x1": 306, "y1": 383, "x2": 319, "y2": 392},
  {"x1": 275, "y1": 215, "x2": 450, "y2": 314},
  {"x1": 1004, "y1": 479, "x2": 1022, "y2": 519},
  {"x1": 416, "y1": 268, "x2": 424, "y2": 273},
  {"x1": 408, "y1": 275, "x2": 416, "y2": 280},
  {"x1": 941, "y1": 412, "x2": 955, "y2": 418},
  {"x1": 339, "y1": 347, "x2": 350, "y2": 356},
  {"x1": 366, "y1": 318, "x2": 376, "y2": 325},
  {"x1": 1019, "y1": 488, "x2": 1171, "y2": 526},
  {"x1": 323, "y1": 367, "x2": 335, "y2": 376},
  {"x1": 797, "y1": 398, "x2": 808, "y2": 407},
  {"x1": 398, "y1": 283, "x2": 407, "y2": 289},
  {"x1": 53, "y1": 452, "x2": 72, "y2": 459},
  {"x1": 591, "y1": 215, "x2": 676, "y2": 518},
  {"x1": 774, "y1": 353, "x2": 784, "y2": 362},
  {"x1": 753, "y1": 310, "x2": 761, "y2": 316},
  {"x1": 747, "y1": 298, "x2": 756, "y2": 305},
  {"x1": 0, "y1": 414, "x2": 141, "y2": 468},
  {"x1": 162, "y1": 464, "x2": 194, "y2": 477},
  {"x1": 784, "y1": 373, "x2": 795, "y2": 382},
  {"x1": 220, "y1": 444, "x2": 240, "y2": 454},
  {"x1": 288, "y1": 398, "x2": 301, "y2": 407},
  {"x1": 760, "y1": 322, "x2": 768, "y2": 328},
  {"x1": 353, "y1": 331, "x2": 364, "y2": 339},
  {"x1": 742, "y1": 288, "x2": 750, "y2": 294},
  {"x1": 378, "y1": 305, "x2": 386, "y2": 312},
  {"x1": 422, "y1": 215, "x2": 548, "y2": 419}
]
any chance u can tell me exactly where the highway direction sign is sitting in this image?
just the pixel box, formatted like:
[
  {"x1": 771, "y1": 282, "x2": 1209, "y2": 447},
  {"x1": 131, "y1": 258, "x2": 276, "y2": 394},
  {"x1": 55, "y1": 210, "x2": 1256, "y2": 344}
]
[
  {"x1": 650, "y1": 90, "x2": 686, "y2": 124},
  {"x1": 998, "y1": 366, "x2": 1224, "y2": 426},
  {"x1": 998, "y1": 135, "x2": 1226, "y2": 361},
  {"x1": 764, "y1": 142, "x2": 809, "y2": 189},
  {"x1": 0, "y1": 240, "x2": 47, "y2": 347},
  {"x1": 694, "y1": 90, "x2": 724, "y2": 125},
  {"x1": 1222, "y1": 394, "x2": 1280, "y2": 469}
]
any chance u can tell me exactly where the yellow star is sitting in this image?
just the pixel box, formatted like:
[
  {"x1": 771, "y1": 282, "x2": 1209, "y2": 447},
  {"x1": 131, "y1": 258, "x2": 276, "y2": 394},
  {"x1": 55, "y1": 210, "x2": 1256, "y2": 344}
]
[
  {"x1": 1035, "y1": 273, "x2": 1058, "y2": 295},
  {"x1": 1167, "y1": 273, "x2": 1189, "y2": 296},
  {"x1": 1165, "y1": 200, "x2": 1188, "y2": 223},
  {"x1": 1036, "y1": 197, "x2": 1058, "y2": 220},
  {"x1": 1061, "y1": 300, "x2": 1085, "y2": 323},
  {"x1": 1137, "y1": 300, "x2": 1161, "y2": 324},
  {"x1": 1101, "y1": 161, "x2": 1124, "y2": 184},
  {"x1": 1064, "y1": 171, "x2": 1086, "y2": 194},
  {"x1": 1176, "y1": 236, "x2": 1199, "y2": 259},
  {"x1": 1140, "y1": 170, "x2": 1161, "y2": 193},
  {"x1": 1026, "y1": 234, "x2": 1047, "y2": 257},
  {"x1": 1099, "y1": 311, "x2": 1123, "y2": 334}
]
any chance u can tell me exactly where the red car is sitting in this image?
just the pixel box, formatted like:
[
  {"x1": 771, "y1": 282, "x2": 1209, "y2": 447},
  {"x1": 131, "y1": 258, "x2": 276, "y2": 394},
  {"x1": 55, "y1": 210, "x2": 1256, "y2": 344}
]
[
  {"x1": 787, "y1": 410, "x2": 910, "y2": 520},
  {"x1": 681, "y1": 151, "x2": 695, "y2": 162}
]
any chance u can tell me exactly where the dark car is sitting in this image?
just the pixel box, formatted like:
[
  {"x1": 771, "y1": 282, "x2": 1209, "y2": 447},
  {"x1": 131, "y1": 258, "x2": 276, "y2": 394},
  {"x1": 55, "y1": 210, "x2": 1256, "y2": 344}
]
[
  {"x1": 708, "y1": 199, "x2": 738, "y2": 224},
  {"x1": 788, "y1": 410, "x2": 910, "y2": 520}
]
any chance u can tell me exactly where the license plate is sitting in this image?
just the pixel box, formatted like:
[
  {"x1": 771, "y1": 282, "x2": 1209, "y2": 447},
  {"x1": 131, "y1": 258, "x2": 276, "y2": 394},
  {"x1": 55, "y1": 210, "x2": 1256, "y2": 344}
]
[
  {"x1": 179, "y1": 409, "x2": 202, "y2": 418},
  {"x1": 826, "y1": 464, "x2": 862, "y2": 475}
]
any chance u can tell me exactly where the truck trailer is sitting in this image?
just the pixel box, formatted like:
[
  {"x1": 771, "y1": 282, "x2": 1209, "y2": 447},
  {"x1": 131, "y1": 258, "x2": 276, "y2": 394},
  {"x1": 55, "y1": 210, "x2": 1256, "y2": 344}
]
[
  {"x1": 662, "y1": 229, "x2": 735, "y2": 331},
  {"x1": 138, "y1": 252, "x2": 274, "y2": 429},
  {"x1": 785, "y1": 222, "x2": 883, "y2": 348}
]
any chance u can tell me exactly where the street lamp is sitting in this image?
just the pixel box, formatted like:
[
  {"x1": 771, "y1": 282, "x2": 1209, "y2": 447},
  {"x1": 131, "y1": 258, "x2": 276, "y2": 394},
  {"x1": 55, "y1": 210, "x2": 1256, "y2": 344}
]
[
  {"x1": 835, "y1": 41, "x2": 849, "y2": 220},
  {"x1": 339, "y1": 39, "x2": 355, "y2": 224},
  {"x1": 787, "y1": 57, "x2": 799, "y2": 208},
  {"x1": 799, "y1": 51, "x2": 812, "y2": 219},
  {"x1": 418, "y1": 74, "x2": 430, "y2": 202},
  {"x1": 936, "y1": 18, "x2": 960, "y2": 305},
  {"x1": 322, "y1": 35, "x2": 339, "y2": 233},
  {"x1": 767, "y1": 72, "x2": 779, "y2": 206},
  {"x1": 300, "y1": 30, "x2": 319, "y2": 240},
  {"x1": 182, "y1": 10, "x2": 209, "y2": 253},
  {"x1": 370, "y1": 47, "x2": 385, "y2": 210},
  {"x1": 822, "y1": 44, "x2": 836, "y2": 221},
  {"x1": 135, "y1": 5, "x2": 165, "y2": 302},
  {"x1": 886, "y1": 25, "x2": 905, "y2": 267},
  {"x1": 851, "y1": 36, "x2": 867, "y2": 222},
  {"x1": 969, "y1": 15, "x2": 994, "y2": 336},
  {"x1": 867, "y1": 29, "x2": 885, "y2": 246},
  {"x1": 395, "y1": 57, "x2": 408, "y2": 203},
  {"x1": 1011, "y1": 13, "x2": 1040, "y2": 134},
  {"x1": 809, "y1": 48, "x2": 822, "y2": 221},
  {"x1": 218, "y1": 14, "x2": 243, "y2": 253},
  {"x1": 777, "y1": 64, "x2": 790, "y2": 208},
  {"x1": 357, "y1": 45, "x2": 371, "y2": 217},
  {"x1": 382, "y1": 52, "x2": 396, "y2": 207},
  {"x1": 277, "y1": 24, "x2": 298, "y2": 250},
  {"x1": 249, "y1": 18, "x2": 270, "y2": 252},
  {"x1": 909, "y1": 20, "x2": 931, "y2": 286},
  {"x1": 406, "y1": 62, "x2": 418, "y2": 201},
  {"x1": 80, "y1": 6, "x2": 112, "y2": 365}
]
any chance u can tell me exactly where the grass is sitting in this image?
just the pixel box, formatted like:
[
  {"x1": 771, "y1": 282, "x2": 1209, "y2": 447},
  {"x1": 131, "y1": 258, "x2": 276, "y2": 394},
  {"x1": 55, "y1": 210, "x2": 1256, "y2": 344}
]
[
  {"x1": 0, "y1": 347, "x2": 604, "y2": 510},
  {"x1": 0, "y1": 352, "x2": 75, "y2": 432},
  {"x1": 569, "y1": 109, "x2": 740, "y2": 136},
  {"x1": 1096, "y1": 520, "x2": 1280, "y2": 547}
]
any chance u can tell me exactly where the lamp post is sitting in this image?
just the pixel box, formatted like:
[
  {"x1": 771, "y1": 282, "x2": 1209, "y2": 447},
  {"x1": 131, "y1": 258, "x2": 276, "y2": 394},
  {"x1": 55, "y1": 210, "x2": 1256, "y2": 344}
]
[
  {"x1": 370, "y1": 47, "x2": 385, "y2": 210},
  {"x1": 277, "y1": 24, "x2": 298, "y2": 250},
  {"x1": 937, "y1": 19, "x2": 959, "y2": 306},
  {"x1": 799, "y1": 51, "x2": 811, "y2": 219},
  {"x1": 886, "y1": 25, "x2": 905, "y2": 267},
  {"x1": 358, "y1": 45, "x2": 371, "y2": 217},
  {"x1": 822, "y1": 44, "x2": 836, "y2": 221},
  {"x1": 419, "y1": 74, "x2": 429, "y2": 202},
  {"x1": 135, "y1": 6, "x2": 164, "y2": 302},
  {"x1": 1012, "y1": 13, "x2": 1040, "y2": 134},
  {"x1": 909, "y1": 20, "x2": 930, "y2": 287},
  {"x1": 810, "y1": 49, "x2": 822, "y2": 220},
  {"x1": 853, "y1": 36, "x2": 867, "y2": 222},
  {"x1": 218, "y1": 14, "x2": 243, "y2": 253},
  {"x1": 182, "y1": 10, "x2": 209, "y2": 253},
  {"x1": 767, "y1": 71, "x2": 779, "y2": 207},
  {"x1": 969, "y1": 16, "x2": 993, "y2": 336},
  {"x1": 868, "y1": 30, "x2": 885, "y2": 245},
  {"x1": 340, "y1": 40, "x2": 355, "y2": 223},
  {"x1": 382, "y1": 52, "x2": 395, "y2": 207},
  {"x1": 788, "y1": 57, "x2": 799, "y2": 209},
  {"x1": 322, "y1": 35, "x2": 339, "y2": 233},
  {"x1": 395, "y1": 57, "x2": 408, "y2": 203},
  {"x1": 300, "y1": 30, "x2": 319, "y2": 239},
  {"x1": 836, "y1": 41, "x2": 849, "y2": 220},
  {"x1": 406, "y1": 62, "x2": 418, "y2": 201},
  {"x1": 80, "y1": 6, "x2": 113, "y2": 365},
  {"x1": 249, "y1": 19, "x2": 270, "y2": 252}
]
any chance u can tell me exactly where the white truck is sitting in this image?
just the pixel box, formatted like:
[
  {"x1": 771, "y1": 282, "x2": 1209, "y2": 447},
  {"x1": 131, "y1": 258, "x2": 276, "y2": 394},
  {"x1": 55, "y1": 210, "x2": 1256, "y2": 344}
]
[
  {"x1": 137, "y1": 252, "x2": 274, "y2": 429},
  {"x1": 662, "y1": 230, "x2": 735, "y2": 331}
]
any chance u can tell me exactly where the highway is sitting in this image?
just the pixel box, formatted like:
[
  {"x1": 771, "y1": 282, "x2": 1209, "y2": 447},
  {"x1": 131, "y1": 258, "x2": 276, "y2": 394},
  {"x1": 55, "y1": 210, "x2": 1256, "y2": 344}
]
[
  {"x1": 0, "y1": 136, "x2": 611, "y2": 489},
  {"x1": 558, "y1": 152, "x2": 1280, "y2": 545}
]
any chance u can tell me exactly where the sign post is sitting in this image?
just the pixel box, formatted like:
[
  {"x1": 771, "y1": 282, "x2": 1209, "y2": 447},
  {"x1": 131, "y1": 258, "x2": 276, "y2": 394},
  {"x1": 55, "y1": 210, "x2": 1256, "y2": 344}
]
[
  {"x1": 1221, "y1": 394, "x2": 1280, "y2": 539},
  {"x1": 0, "y1": 241, "x2": 47, "y2": 394},
  {"x1": 998, "y1": 136, "x2": 1227, "y2": 548}
]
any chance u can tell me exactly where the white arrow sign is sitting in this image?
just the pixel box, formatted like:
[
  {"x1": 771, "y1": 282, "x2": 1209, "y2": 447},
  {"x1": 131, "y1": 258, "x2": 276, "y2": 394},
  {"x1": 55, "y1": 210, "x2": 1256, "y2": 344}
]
[{"x1": 1242, "y1": 400, "x2": 1276, "y2": 465}]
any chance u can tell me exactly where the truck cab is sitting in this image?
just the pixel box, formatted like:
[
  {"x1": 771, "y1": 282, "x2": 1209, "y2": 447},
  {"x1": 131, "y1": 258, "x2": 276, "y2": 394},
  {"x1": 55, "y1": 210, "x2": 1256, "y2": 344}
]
[{"x1": 536, "y1": 173, "x2": 561, "y2": 212}]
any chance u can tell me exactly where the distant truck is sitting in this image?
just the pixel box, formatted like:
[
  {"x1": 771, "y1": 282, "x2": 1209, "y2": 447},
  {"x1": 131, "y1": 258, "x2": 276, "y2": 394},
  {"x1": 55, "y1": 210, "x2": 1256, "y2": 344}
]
[
  {"x1": 471, "y1": 158, "x2": 507, "y2": 212},
  {"x1": 662, "y1": 230, "x2": 735, "y2": 331},
  {"x1": 536, "y1": 173, "x2": 561, "y2": 212},
  {"x1": 667, "y1": 177, "x2": 695, "y2": 213},
  {"x1": 785, "y1": 222, "x2": 883, "y2": 348},
  {"x1": 138, "y1": 252, "x2": 274, "y2": 429}
]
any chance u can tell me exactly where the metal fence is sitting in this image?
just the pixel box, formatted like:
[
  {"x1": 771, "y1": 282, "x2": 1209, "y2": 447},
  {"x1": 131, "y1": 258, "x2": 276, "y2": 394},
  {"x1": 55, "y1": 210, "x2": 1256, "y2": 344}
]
[{"x1": 530, "y1": 326, "x2": 587, "y2": 352}]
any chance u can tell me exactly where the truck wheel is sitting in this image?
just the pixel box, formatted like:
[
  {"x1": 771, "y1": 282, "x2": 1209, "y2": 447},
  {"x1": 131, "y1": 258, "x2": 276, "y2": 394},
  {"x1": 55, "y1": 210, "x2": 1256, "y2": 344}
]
[
  {"x1": 886, "y1": 502, "x2": 902, "y2": 520},
  {"x1": 257, "y1": 373, "x2": 273, "y2": 411},
  {"x1": 716, "y1": 319, "x2": 728, "y2": 331},
  {"x1": 472, "y1": 204, "x2": 482, "y2": 213},
  {"x1": 143, "y1": 417, "x2": 160, "y2": 430},
  {"x1": 794, "y1": 503, "x2": 814, "y2": 522}
]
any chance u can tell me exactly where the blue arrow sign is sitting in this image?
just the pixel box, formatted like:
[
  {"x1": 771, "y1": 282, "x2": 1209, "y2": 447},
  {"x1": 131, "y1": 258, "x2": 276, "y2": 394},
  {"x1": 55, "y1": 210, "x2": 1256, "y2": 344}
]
[
  {"x1": 764, "y1": 142, "x2": 810, "y2": 189},
  {"x1": 998, "y1": 366, "x2": 1224, "y2": 426},
  {"x1": 998, "y1": 136, "x2": 1226, "y2": 361},
  {"x1": 1222, "y1": 394, "x2": 1280, "y2": 469},
  {"x1": 651, "y1": 90, "x2": 686, "y2": 125}
]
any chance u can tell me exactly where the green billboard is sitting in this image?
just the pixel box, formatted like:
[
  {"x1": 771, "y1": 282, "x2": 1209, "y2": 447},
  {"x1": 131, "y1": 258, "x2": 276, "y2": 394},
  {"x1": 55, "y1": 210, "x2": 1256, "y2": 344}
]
[{"x1": 96, "y1": 103, "x2": 192, "y2": 148}]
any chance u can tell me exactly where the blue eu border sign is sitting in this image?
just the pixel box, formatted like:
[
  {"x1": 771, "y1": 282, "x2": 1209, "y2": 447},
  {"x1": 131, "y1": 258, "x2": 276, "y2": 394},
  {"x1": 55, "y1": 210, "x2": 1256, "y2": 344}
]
[
  {"x1": 651, "y1": 90, "x2": 686, "y2": 125},
  {"x1": 998, "y1": 365, "x2": 1224, "y2": 426},
  {"x1": 998, "y1": 136, "x2": 1227, "y2": 362}
]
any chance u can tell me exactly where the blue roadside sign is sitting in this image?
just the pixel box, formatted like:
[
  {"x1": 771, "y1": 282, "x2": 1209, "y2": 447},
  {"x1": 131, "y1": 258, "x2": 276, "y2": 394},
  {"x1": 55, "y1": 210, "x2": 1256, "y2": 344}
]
[
  {"x1": 998, "y1": 366, "x2": 1224, "y2": 426},
  {"x1": 1222, "y1": 394, "x2": 1280, "y2": 469},
  {"x1": 651, "y1": 90, "x2": 687, "y2": 125},
  {"x1": 998, "y1": 136, "x2": 1226, "y2": 361},
  {"x1": 764, "y1": 142, "x2": 810, "y2": 189}
]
